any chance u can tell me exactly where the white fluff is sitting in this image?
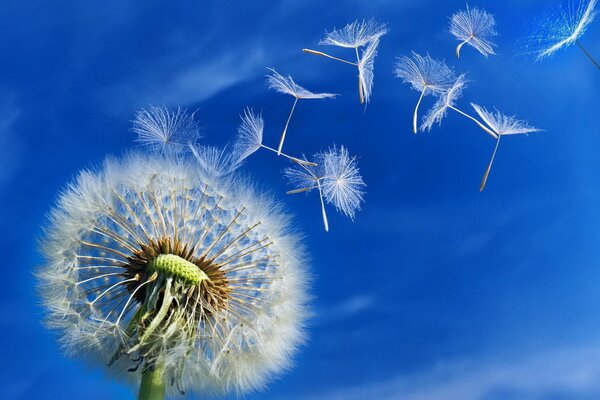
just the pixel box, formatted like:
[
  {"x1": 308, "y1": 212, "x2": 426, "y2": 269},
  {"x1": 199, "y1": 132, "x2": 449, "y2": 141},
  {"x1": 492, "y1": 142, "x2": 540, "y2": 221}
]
[
  {"x1": 470, "y1": 103, "x2": 542, "y2": 136},
  {"x1": 131, "y1": 106, "x2": 200, "y2": 153},
  {"x1": 38, "y1": 151, "x2": 309, "y2": 396},
  {"x1": 319, "y1": 19, "x2": 388, "y2": 48},
  {"x1": 232, "y1": 108, "x2": 264, "y2": 163},
  {"x1": 420, "y1": 74, "x2": 468, "y2": 132},
  {"x1": 449, "y1": 5, "x2": 498, "y2": 58},
  {"x1": 394, "y1": 52, "x2": 456, "y2": 94},
  {"x1": 266, "y1": 68, "x2": 337, "y2": 99},
  {"x1": 524, "y1": 0, "x2": 597, "y2": 60},
  {"x1": 283, "y1": 146, "x2": 365, "y2": 230}
]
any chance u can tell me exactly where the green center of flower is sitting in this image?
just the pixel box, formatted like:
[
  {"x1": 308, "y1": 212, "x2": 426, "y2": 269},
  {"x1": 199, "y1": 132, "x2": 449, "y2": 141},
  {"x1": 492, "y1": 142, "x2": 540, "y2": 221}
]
[{"x1": 147, "y1": 254, "x2": 209, "y2": 285}]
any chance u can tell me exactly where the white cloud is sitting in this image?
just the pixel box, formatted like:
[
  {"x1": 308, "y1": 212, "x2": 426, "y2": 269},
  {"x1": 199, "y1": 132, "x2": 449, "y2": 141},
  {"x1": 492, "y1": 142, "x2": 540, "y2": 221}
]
[
  {"x1": 99, "y1": 47, "x2": 266, "y2": 114},
  {"x1": 287, "y1": 343, "x2": 600, "y2": 400}
]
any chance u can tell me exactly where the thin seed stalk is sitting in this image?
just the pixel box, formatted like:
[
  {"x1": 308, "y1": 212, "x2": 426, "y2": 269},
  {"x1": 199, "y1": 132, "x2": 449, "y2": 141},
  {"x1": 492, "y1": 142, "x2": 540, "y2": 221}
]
[
  {"x1": 413, "y1": 87, "x2": 427, "y2": 134},
  {"x1": 302, "y1": 48, "x2": 358, "y2": 66},
  {"x1": 576, "y1": 40, "x2": 600, "y2": 71},
  {"x1": 456, "y1": 35, "x2": 473, "y2": 58},
  {"x1": 138, "y1": 363, "x2": 166, "y2": 400},
  {"x1": 448, "y1": 106, "x2": 498, "y2": 139}
]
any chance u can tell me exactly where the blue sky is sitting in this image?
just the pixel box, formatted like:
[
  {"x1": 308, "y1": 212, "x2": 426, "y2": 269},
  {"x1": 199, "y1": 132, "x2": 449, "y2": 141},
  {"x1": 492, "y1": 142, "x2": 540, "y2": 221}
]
[{"x1": 1, "y1": 0, "x2": 600, "y2": 399}]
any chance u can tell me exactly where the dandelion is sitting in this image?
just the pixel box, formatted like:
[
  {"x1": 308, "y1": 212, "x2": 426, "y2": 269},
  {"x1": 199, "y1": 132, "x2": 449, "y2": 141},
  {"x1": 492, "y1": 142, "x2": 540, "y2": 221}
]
[
  {"x1": 420, "y1": 75, "x2": 498, "y2": 138},
  {"x1": 449, "y1": 5, "x2": 498, "y2": 58},
  {"x1": 471, "y1": 103, "x2": 542, "y2": 191},
  {"x1": 303, "y1": 19, "x2": 387, "y2": 104},
  {"x1": 266, "y1": 69, "x2": 337, "y2": 155},
  {"x1": 522, "y1": 0, "x2": 599, "y2": 69},
  {"x1": 283, "y1": 145, "x2": 365, "y2": 231},
  {"x1": 232, "y1": 108, "x2": 316, "y2": 167},
  {"x1": 394, "y1": 52, "x2": 456, "y2": 134},
  {"x1": 132, "y1": 106, "x2": 200, "y2": 153},
  {"x1": 39, "y1": 150, "x2": 309, "y2": 399}
]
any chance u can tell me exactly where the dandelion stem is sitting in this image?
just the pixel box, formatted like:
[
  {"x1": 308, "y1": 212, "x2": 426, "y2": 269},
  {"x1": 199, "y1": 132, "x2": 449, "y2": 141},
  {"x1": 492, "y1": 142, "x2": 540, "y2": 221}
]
[
  {"x1": 302, "y1": 48, "x2": 358, "y2": 66},
  {"x1": 480, "y1": 135, "x2": 502, "y2": 192},
  {"x1": 576, "y1": 40, "x2": 600, "y2": 71},
  {"x1": 260, "y1": 145, "x2": 317, "y2": 166},
  {"x1": 138, "y1": 363, "x2": 166, "y2": 400},
  {"x1": 456, "y1": 36, "x2": 473, "y2": 58},
  {"x1": 278, "y1": 97, "x2": 298, "y2": 155},
  {"x1": 448, "y1": 106, "x2": 498, "y2": 139},
  {"x1": 316, "y1": 181, "x2": 329, "y2": 232},
  {"x1": 413, "y1": 87, "x2": 427, "y2": 134}
]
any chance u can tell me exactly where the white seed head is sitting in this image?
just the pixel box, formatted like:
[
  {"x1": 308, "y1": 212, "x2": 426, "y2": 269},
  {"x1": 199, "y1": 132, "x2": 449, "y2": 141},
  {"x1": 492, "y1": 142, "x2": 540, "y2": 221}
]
[
  {"x1": 522, "y1": 0, "x2": 597, "y2": 60},
  {"x1": 449, "y1": 5, "x2": 498, "y2": 57},
  {"x1": 420, "y1": 74, "x2": 468, "y2": 132},
  {"x1": 394, "y1": 52, "x2": 456, "y2": 94},
  {"x1": 38, "y1": 152, "x2": 309, "y2": 396},
  {"x1": 131, "y1": 106, "x2": 200, "y2": 153},
  {"x1": 319, "y1": 19, "x2": 388, "y2": 48},
  {"x1": 471, "y1": 103, "x2": 542, "y2": 136},
  {"x1": 266, "y1": 68, "x2": 337, "y2": 99}
]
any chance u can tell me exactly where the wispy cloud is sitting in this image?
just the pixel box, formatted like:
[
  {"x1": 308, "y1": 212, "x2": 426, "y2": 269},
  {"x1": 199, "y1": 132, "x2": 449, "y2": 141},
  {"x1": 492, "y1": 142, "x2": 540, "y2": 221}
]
[
  {"x1": 0, "y1": 95, "x2": 22, "y2": 194},
  {"x1": 99, "y1": 48, "x2": 266, "y2": 113},
  {"x1": 287, "y1": 342, "x2": 600, "y2": 400}
]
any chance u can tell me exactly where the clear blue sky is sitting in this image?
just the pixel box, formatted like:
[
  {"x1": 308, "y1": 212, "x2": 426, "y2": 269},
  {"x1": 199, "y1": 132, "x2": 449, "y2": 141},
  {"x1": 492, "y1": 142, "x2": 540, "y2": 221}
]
[{"x1": 1, "y1": 0, "x2": 600, "y2": 399}]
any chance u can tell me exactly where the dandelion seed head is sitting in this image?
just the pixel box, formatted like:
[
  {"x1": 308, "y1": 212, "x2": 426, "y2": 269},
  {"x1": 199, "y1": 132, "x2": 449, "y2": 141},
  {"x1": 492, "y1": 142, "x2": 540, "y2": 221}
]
[
  {"x1": 131, "y1": 106, "x2": 200, "y2": 153},
  {"x1": 319, "y1": 18, "x2": 388, "y2": 48},
  {"x1": 319, "y1": 146, "x2": 365, "y2": 220},
  {"x1": 421, "y1": 74, "x2": 468, "y2": 132},
  {"x1": 39, "y1": 152, "x2": 309, "y2": 396},
  {"x1": 394, "y1": 52, "x2": 456, "y2": 94},
  {"x1": 266, "y1": 68, "x2": 337, "y2": 99},
  {"x1": 521, "y1": 0, "x2": 597, "y2": 60},
  {"x1": 232, "y1": 108, "x2": 264, "y2": 163},
  {"x1": 449, "y1": 5, "x2": 498, "y2": 57},
  {"x1": 471, "y1": 103, "x2": 542, "y2": 135}
]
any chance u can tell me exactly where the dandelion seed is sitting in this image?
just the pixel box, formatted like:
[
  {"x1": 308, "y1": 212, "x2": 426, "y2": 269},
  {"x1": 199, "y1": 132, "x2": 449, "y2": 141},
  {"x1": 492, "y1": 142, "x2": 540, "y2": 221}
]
[
  {"x1": 283, "y1": 146, "x2": 365, "y2": 231},
  {"x1": 471, "y1": 103, "x2": 542, "y2": 191},
  {"x1": 189, "y1": 143, "x2": 237, "y2": 179},
  {"x1": 320, "y1": 146, "x2": 366, "y2": 220},
  {"x1": 357, "y1": 38, "x2": 381, "y2": 104},
  {"x1": 39, "y1": 151, "x2": 309, "y2": 398},
  {"x1": 232, "y1": 107, "x2": 317, "y2": 167},
  {"x1": 266, "y1": 69, "x2": 336, "y2": 155},
  {"x1": 394, "y1": 52, "x2": 456, "y2": 134},
  {"x1": 449, "y1": 5, "x2": 498, "y2": 58},
  {"x1": 420, "y1": 75, "x2": 498, "y2": 139},
  {"x1": 319, "y1": 18, "x2": 388, "y2": 49},
  {"x1": 420, "y1": 74, "x2": 468, "y2": 132},
  {"x1": 303, "y1": 19, "x2": 387, "y2": 104},
  {"x1": 132, "y1": 106, "x2": 200, "y2": 153},
  {"x1": 521, "y1": 0, "x2": 599, "y2": 69}
]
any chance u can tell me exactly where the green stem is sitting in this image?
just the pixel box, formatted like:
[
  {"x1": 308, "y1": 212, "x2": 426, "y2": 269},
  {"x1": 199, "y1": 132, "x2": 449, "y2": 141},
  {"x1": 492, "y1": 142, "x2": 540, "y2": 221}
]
[{"x1": 138, "y1": 364, "x2": 166, "y2": 400}]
